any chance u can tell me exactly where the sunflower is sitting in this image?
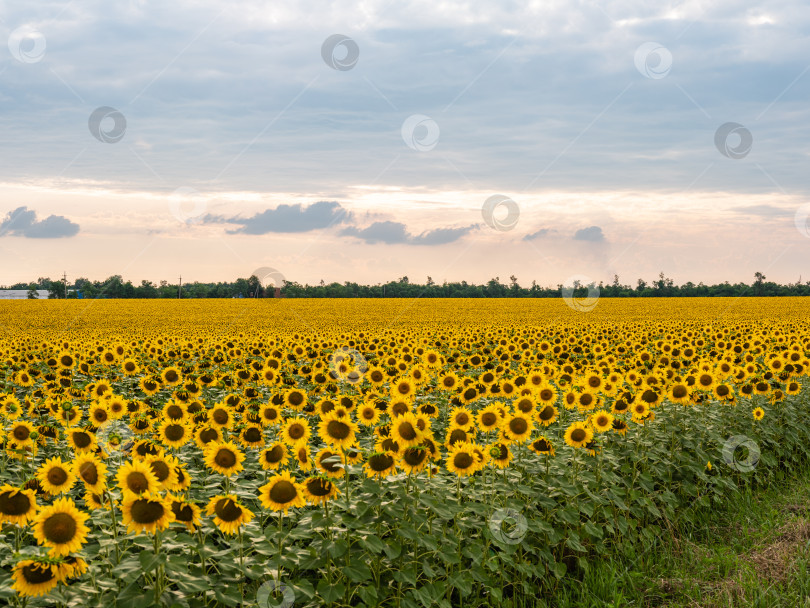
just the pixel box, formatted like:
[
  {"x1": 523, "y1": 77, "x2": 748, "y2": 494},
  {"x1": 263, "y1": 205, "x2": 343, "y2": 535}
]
[
  {"x1": 121, "y1": 358, "x2": 139, "y2": 376},
  {"x1": 8, "y1": 420, "x2": 36, "y2": 447},
  {"x1": 318, "y1": 414, "x2": 358, "y2": 450},
  {"x1": 204, "y1": 441, "x2": 245, "y2": 477},
  {"x1": 259, "y1": 470, "x2": 307, "y2": 513},
  {"x1": 0, "y1": 484, "x2": 37, "y2": 525},
  {"x1": 206, "y1": 494, "x2": 254, "y2": 534},
  {"x1": 259, "y1": 443, "x2": 289, "y2": 471},
  {"x1": 194, "y1": 425, "x2": 222, "y2": 450},
  {"x1": 501, "y1": 412, "x2": 534, "y2": 444},
  {"x1": 786, "y1": 380, "x2": 801, "y2": 395},
  {"x1": 208, "y1": 404, "x2": 233, "y2": 430},
  {"x1": 161, "y1": 401, "x2": 188, "y2": 422},
  {"x1": 161, "y1": 366, "x2": 183, "y2": 386},
  {"x1": 302, "y1": 476, "x2": 340, "y2": 506},
  {"x1": 56, "y1": 555, "x2": 88, "y2": 582},
  {"x1": 564, "y1": 421, "x2": 593, "y2": 449},
  {"x1": 438, "y1": 372, "x2": 460, "y2": 391},
  {"x1": 258, "y1": 404, "x2": 282, "y2": 426},
  {"x1": 356, "y1": 403, "x2": 381, "y2": 426},
  {"x1": 487, "y1": 442, "x2": 512, "y2": 468},
  {"x1": 280, "y1": 417, "x2": 311, "y2": 446},
  {"x1": 363, "y1": 451, "x2": 397, "y2": 480},
  {"x1": 630, "y1": 401, "x2": 651, "y2": 422},
  {"x1": 398, "y1": 445, "x2": 430, "y2": 474},
  {"x1": 590, "y1": 410, "x2": 614, "y2": 433},
  {"x1": 713, "y1": 384, "x2": 734, "y2": 401},
  {"x1": 535, "y1": 404, "x2": 559, "y2": 427},
  {"x1": 386, "y1": 411, "x2": 422, "y2": 449},
  {"x1": 105, "y1": 396, "x2": 128, "y2": 420},
  {"x1": 169, "y1": 497, "x2": 202, "y2": 532},
  {"x1": 390, "y1": 378, "x2": 415, "y2": 401},
  {"x1": 448, "y1": 406, "x2": 475, "y2": 432},
  {"x1": 32, "y1": 497, "x2": 90, "y2": 556},
  {"x1": 121, "y1": 492, "x2": 174, "y2": 535},
  {"x1": 83, "y1": 489, "x2": 109, "y2": 511},
  {"x1": 145, "y1": 453, "x2": 180, "y2": 491},
  {"x1": 695, "y1": 371, "x2": 716, "y2": 391},
  {"x1": 284, "y1": 389, "x2": 307, "y2": 411},
  {"x1": 528, "y1": 436, "x2": 555, "y2": 456},
  {"x1": 752, "y1": 407, "x2": 765, "y2": 421},
  {"x1": 116, "y1": 459, "x2": 160, "y2": 497},
  {"x1": 88, "y1": 403, "x2": 111, "y2": 427},
  {"x1": 667, "y1": 383, "x2": 691, "y2": 405},
  {"x1": 446, "y1": 442, "x2": 479, "y2": 476},
  {"x1": 139, "y1": 376, "x2": 160, "y2": 396},
  {"x1": 315, "y1": 448, "x2": 346, "y2": 479},
  {"x1": 238, "y1": 424, "x2": 265, "y2": 449},
  {"x1": 292, "y1": 442, "x2": 314, "y2": 472},
  {"x1": 11, "y1": 560, "x2": 60, "y2": 597},
  {"x1": 36, "y1": 457, "x2": 76, "y2": 496},
  {"x1": 476, "y1": 405, "x2": 502, "y2": 433},
  {"x1": 367, "y1": 366, "x2": 388, "y2": 387},
  {"x1": 65, "y1": 428, "x2": 96, "y2": 453}
]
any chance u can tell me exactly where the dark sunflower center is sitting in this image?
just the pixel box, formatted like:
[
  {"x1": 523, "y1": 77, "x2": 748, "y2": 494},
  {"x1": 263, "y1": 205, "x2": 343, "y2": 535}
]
[
  {"x1": 448, "y1": 429, "x2": 467, "y2": 445},
  {"x1": 699, "y1": 374, "x2": 712, "y2": 387},
  {"x1": 481, "y1": 412, "x2": 497, "y2": 427},
  {"x1": 396, "y1": 383, "x2": 410, "y2": 395},
  {"x1": 12, "y1": 426, "x2": 30, "y2": 441},
  {"x1": 243, "y1": 427, "x2": 261, "y2": 442},
  {"x1": 126, "y1": 472, "x2": 150, "y2": 493},
  {"x1": 326, "y1": 420, "x2": 351, "y2": 440},
  {"x1": 263, "y1": 408, "x2": 279, "y2": 421},
  {"x1": 368, "y1": 453, "x2": 394, "y2": 472},
  {"x1": 716, "y1": 385, "x2": 730, "y2": 396},
  {"x1": 0, "y1": 490, "x2": 32, "y2": 515},
  {"x1": 455, "y1": 413, "x2": 470, "y2": 425},
  {"x1": 362, "y1": 408, "x2": 376, "y2": 420},
  {"x1": 150, "y1": 461, "x2": 170, "y2": 482},
  {"x1": 213, "y1": 409, "x2": 229, "y2": 424},
  {"x1": 380, "y1": 438, "x2": 399, "y2": 452},
  {"x1": 580, "y1": 394, "x2": 593, "y2": 406},
  {"x1": 124, "y1": 362, "x2": 136, "y2": 372},
  {"x1": 164, "y1": 424, "x2": 184, "y2": 441},
  {"x1": 214, "y1": 498, "x2": 243, "y2": 522},
  {"x1": 131, "y1": 499, "x2": 165, "y2": 524},
  {"x1": 539, "y1": 406, "x2": 555, "y2": 421},
  {"x1": 270, "y1": 480, "x2": 298, "y2": 504},
  {"x1": 214, "y1": 449, "x2": 237, "y2": 468},
  {"x1": 288, "y1": 424, "x2": 305, "y2": 439},
  {"x1": 596, "y1": 416, "x2": 609, "y2": 427},
  {"x1": 571, "y1": 429, "x2": 587, "y2": 442},
  {"x1": 319, "y1": 452, "x2": 341, "y2": 473},
  {"x1": 288, "y1": 392, "x2": 304, "y2": 406},
  {"x1": 166, "y1": 405, "x2": 184, "y2": 420},
  {"x1": 164, "y1": 370, "x2": 178, "y2": 383},
  {"x1": 533, "y1": 439, "x2": 551, "y2": 452},
  {"x1": 43, "y1": 512, "x2": 78, "y2": 544},
  {"x1": 199, "y1": 428, "x2": 218, "y2": 443},
  {"x1": 72, "y1": 432, "x2": 91, "y2": 448},
  {"x1": 265, "y1": 445, "x2": 284, "y2": 463},
  {"x1": 47, "y1": 467, "x2": 69, "y2": 486},
  {"x1": 540, "y1": 389, "x2": 554, "y2": 401},
  {"x1": 672, "y1": 385, "x2": 687, "y2": 398},
  {"x1": 453, "y1": 453, "x2": 474, "y2": 469},
  {"x1": 23, "y1": 564, "x2": 55, "y2": 584},
  {"x1": 397, "y1": 422, "x2": 417, "y2": 441},
  {"x1": 306, "y1": 478, "x2": 332, "y2": 497},
  {"x1": 509, "y1": 418, "x2": 528, "y2": 435},
  {"x1": 94, "y1": 410, "x2": 109, "y2": 423},
  {"x1": 403, "y1": 448, "x2": 427, "y2": 466},
  {"x1": 171, "y1": 502, "x2": 194, "y2": 522}
]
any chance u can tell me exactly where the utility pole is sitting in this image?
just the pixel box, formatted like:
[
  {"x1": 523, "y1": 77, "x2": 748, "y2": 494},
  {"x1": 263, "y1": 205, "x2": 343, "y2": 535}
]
[
  {"x1": 62, "y1": 271, "x2": 67, "y2": 298},
  {"x1": 178, "y1": 275, "x2": 182, "y2": 299}
]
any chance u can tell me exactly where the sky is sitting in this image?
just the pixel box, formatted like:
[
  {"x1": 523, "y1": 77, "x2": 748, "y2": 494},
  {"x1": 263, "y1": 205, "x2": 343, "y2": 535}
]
[{"x1": 1, "y1": 0, "x2": 809, "y2": 289}]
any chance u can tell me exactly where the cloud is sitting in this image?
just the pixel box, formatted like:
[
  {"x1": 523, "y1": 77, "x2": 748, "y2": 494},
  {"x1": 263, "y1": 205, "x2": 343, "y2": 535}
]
[
  {"x1": 341, "y1": 221, "x2": 474, "y2": 245},
  {"x1": 523, "y1": 228, "x2": 557, "y2": 241},
  {"x1": 205, "y1": 201, "x2": 350, "y2": 234},
  {"x1": 729, "y1": 204, "x2": 793, "y2": 218},
  {"x1": 0, "y1": 206, "x2": 79, "y2": 238},
  {"x1": 573, "y1": 226, "x2": 605, "y2": 242}
]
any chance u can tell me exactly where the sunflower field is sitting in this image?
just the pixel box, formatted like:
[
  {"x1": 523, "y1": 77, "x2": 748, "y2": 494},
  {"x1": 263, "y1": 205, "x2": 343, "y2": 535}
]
[{"x1": 1, "y1": 298, "x2": 810, "y2": 607}]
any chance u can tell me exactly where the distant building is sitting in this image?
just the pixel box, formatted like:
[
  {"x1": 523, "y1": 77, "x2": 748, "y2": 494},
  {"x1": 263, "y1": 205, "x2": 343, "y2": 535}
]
[{"x1": 0, "y1": 290, "x2": 50, "y2": 299}]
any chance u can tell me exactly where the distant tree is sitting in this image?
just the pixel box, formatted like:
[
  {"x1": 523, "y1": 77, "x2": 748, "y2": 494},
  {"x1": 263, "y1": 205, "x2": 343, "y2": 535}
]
[{"x1": 27, "y1": 284, "x2": 39, "y2": 299}]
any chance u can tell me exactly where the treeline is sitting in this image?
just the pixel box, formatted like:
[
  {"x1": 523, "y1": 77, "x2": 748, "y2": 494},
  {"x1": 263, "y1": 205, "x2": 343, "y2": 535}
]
[{"x1": 4, "y1": 271, "x2": 810, "y2": 299}]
